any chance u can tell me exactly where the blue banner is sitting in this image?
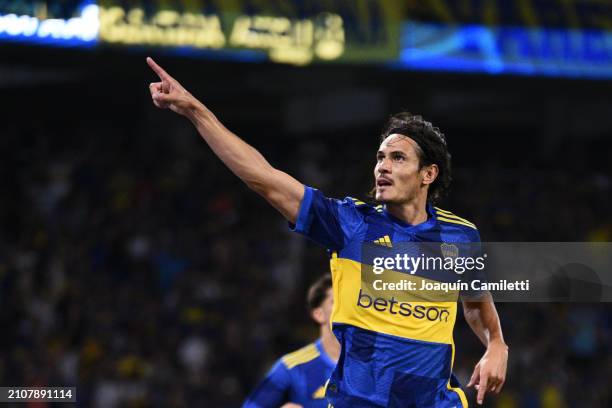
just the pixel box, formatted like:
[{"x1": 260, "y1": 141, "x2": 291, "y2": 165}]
[{"x1": 396, "y1": 21, "x2": 612, "y2": 79}]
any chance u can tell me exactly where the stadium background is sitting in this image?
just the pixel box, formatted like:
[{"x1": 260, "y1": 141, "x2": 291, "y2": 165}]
[{"x1": 1, "y1": 1, "x2": 611, "y2": 407}]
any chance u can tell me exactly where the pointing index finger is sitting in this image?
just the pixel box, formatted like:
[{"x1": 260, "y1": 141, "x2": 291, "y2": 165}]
[
  {"x1": 477, "y1": 374, "x2": 488, "y2": 405},
  {"x1": 147, "y1": 57, "x2": 171, "y2": 81}
]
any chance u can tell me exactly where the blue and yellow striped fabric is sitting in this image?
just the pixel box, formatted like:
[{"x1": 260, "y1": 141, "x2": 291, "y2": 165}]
[
  {"x1": 291, "y1": 186, "x2": 481, "y2": 407},
  {"x1": 243, "y1": 339, "x2": 335, "y2": 408}
]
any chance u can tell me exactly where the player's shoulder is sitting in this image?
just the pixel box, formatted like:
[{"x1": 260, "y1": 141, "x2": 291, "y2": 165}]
[
  {"x1": 343, "y1": 197, "x2": 382, "y2": 215},
  {"x1": 433, "y1": 207, "x2": 479, "y2": 236},
  {"x1": 280, "y1": 343, "x2": 321, "y2": 370}
]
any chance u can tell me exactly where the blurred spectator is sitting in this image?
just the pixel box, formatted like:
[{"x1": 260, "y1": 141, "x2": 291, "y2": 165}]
[{"x1": 1, "y1": 105, "x2": 611, "y2": 407}]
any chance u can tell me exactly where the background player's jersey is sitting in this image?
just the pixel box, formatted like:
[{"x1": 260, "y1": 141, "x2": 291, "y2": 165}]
[
  {"x1": 291, "y1": 186, "x2": 482, "y2": 408},
  {"x1": 243, "y1": 339, "x2": 335, "y2": 408}
]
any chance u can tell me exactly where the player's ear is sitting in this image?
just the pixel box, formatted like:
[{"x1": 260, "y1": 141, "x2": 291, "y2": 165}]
[
  {"x1": 421, "y1": 164, "x2": 439, "y2": 186},
  {"x1": 311, "y1": 307, "x2": 325, "y2": 325}
]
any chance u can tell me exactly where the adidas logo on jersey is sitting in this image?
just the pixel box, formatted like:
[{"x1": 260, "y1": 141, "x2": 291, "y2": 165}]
[{"x1": 373, "y1": 235, "x2": 392, "y2": 248}]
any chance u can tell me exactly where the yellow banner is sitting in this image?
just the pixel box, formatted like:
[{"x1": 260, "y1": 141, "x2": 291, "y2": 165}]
[{"x1": 98, "y1": 0, "x2": 402, "y2": 65}]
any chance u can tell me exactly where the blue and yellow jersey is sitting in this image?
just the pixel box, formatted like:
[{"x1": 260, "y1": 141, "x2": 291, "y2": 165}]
[
  {"x1": 243, "y1": 339, "x2": 336, "y2": 408},
  {"x1": 290, "y1": 186, "x2": 482, "y2": 408}
]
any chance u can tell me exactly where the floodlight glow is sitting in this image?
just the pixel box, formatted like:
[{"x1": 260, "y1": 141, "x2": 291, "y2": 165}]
[{"x1": 0, "y1": 4, "x2": 99, "y2": 45}]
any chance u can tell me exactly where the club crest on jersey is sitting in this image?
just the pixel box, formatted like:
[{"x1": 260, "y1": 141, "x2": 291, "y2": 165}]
[{"x1": 441, "y1": 243, "x2": 459, "y2": 259}]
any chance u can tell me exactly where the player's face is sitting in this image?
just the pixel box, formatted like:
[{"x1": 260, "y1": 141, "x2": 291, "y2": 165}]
[{"x1": 374, "y1": 134, "x2": 424, "y2": 203}]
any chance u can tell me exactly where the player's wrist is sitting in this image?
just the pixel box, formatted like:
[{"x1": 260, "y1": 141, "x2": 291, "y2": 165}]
[
  {"x1": 185, "y1": 100, "x2": 210, "y2": 122},
  {"x1": 487, "y1": 338, "x2": 508, "y2": 351}
]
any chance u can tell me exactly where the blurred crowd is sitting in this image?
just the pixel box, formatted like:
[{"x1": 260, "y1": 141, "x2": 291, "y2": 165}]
[{"x1": 1, "y1": 111, "x2": 611, "y2": 407}]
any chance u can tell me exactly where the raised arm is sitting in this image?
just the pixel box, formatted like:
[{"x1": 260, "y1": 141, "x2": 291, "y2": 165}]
[
  {"x1": 462, "y1": 295, "x2": 508, "y2": 405},
  {"x1": 146, "y1": 57, "x2": 304, "y2": 223}
]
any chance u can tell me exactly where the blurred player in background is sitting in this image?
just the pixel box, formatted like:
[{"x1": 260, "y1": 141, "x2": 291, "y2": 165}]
[
  {"x1": 243, "y1": 275, "x2": 338, "y2": 408},
  {"x1": 146, "y1": 57, "x2": 508, "y2": 407}
]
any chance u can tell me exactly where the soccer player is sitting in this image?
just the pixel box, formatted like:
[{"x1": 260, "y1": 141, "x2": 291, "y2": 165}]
[
  {"x1": 146, "y1": 57, "x2": 508, "y2": 407},
  {"x1": 243, "y1": 275, "x2": 338, "y2": 408}
]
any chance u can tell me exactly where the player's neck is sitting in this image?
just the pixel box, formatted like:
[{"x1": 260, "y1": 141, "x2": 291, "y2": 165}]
[
  {"x1": 386, "y1": 194, "x2": 429, "y2": 225},
  {"x1": 320, "y1": 325, "x2": 340, "y2": 362}
]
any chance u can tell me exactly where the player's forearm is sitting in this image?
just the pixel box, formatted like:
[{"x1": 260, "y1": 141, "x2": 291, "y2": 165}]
[
  {"x1": 463, "y1": 298, "x2": 506, "y2": 348},
  {"x1": 185, "y1": 101, "x2": 275, "y2": 190},
  {"x1": 146, "y1": 56, "x2": 272, "y2": 190},
  {"x1": 183, "y1": 101, "x2": 303, "y2": 223},
  {"x1": 146, "y1": 58, "x2": 303, "y2": 222}
]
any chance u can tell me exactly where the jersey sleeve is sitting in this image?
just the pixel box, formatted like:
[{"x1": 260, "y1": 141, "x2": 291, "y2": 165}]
[
  {"x1": 242, "y1": 360, "x2": 292, "y2": 408},
  {"x1": 290, "y1": 186, "x2": 364, "y2": 250}
]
